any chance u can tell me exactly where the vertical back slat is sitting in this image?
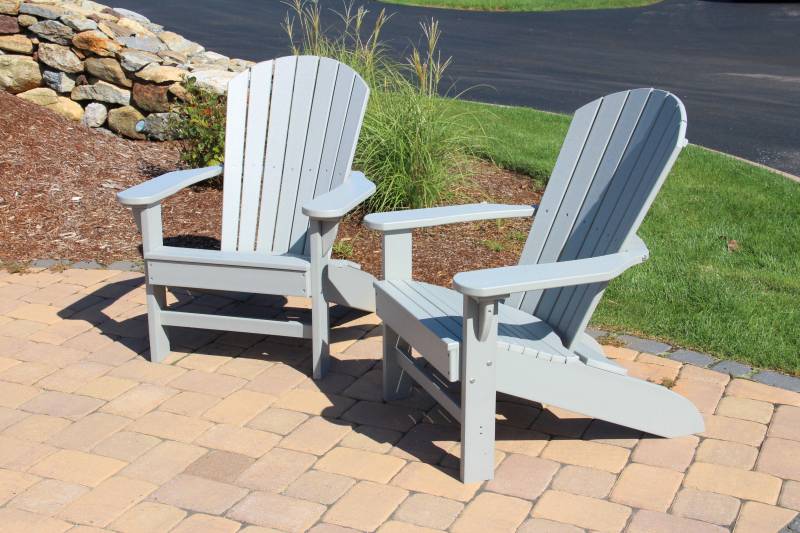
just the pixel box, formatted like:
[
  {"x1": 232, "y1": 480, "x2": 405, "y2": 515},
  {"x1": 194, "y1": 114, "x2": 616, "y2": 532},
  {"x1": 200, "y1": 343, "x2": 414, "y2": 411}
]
[
  {"x1": 236, "y1": 61, "x2": 273, "y2": 251},
  {"x1": 220, "y1": 69, "x2": 250, "y2": 251},
  {"x1": 329, "y1": 80, "x2": 369, "y2": 189}
]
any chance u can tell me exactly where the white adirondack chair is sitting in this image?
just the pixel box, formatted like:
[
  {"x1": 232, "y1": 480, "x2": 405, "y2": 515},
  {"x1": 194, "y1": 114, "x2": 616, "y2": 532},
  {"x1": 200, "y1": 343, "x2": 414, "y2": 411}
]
[
  {"x1": 117, "y1": 56, "x2": 376, "y2": 378},
  {"x1": 364, "y1": 88, "x2": 704, "y2": 482}
]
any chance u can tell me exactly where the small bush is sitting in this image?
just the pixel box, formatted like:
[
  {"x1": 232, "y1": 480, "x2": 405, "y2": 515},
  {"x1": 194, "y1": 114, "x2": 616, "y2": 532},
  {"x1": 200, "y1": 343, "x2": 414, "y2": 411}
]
[{"x1": 169, "y1": 78, "x2": 227, "y2": 176}]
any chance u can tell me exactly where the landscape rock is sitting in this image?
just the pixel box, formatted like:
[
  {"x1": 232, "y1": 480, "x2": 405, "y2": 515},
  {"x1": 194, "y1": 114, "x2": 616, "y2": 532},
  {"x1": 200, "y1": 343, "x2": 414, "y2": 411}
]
[
  {"x1": 71, "y1": 79, "x2": 129, "y2": 104},
  {"x1": 37, "y1": 42, "x2": 83, "y2": 72},
  {"x1": 158, "y1": 49, "x2": 186, "y2": 66},
  {"x1": 81, "y1": 101, "x2": 106, "y2": 127},
  {"x1": 42, "y1": 68, "x2": 75, "y2": 92},
  {"x1": 132, "y1": 81, "x2": 168, "y2": 112},
  {"x1": 19, "y1": 3, "x2": 64, "y2": 19},
  {"x1": 29, "y1": 19, "x2": 74, "y2": 44},
  {"x1": 17, "y1": 86, "x2": 58, "y2": 105},
  {"x1": 16, "y1": 14, "x2": 35, "y2": 27},
  {"x1": 142, "y1": 112, "x2": 175, "y2": 140},
  {"x1": 0, "y1": 0, "x2": 19, "y2": 15},
  {"x1": 189, "y1": 50, "x2": 229, "y2": 69},
  {"x1": 116, "y1": 17, "x2": 154, "y2": 37},
  {"x1": 84, "y1": 56, "x2": 130, "y2": 87},
  {"x1": 17, "y1": 86, "x2": 83, "y2": 121},
  {"x1": 168, "y1": 81, "x2": 188, "y2": 100},
  {"x1": 97, "y1": 20, "x2": 131, "y2": 39},
  {"x1": 116, "y1": 35, "x2": 163, "y2": 53},
  {"x1": 189, "y1": 69, "x2": 236, "y2": 94},
  {"x1": 0, "y1": 13, "x2": 19, "y2": 33},
  {"x1": 111, "y1": 7, "x2": 148, "y2": 23},
  {"x1": 60, "y1": 14, "x2": 97, "y2": 32},
  {"x1": 158, "y1": 30, "x2": 203, "y2": 55},
  {"x1": 0, "y1": 33, "x2": 32, "y2": 53},
  {"x1": 136, "y1": 62, "x2": 184, "y2": 83},
  {"x1": 72, "y1": 29, "x2": 120, "y2": 57},
  {"x1": 119, "y1": 48, "x2": 159, "y2": 71},
  {"x1": 229, "y1": 58, "x2": 255, "y2": 72},
  {"x1": 107, "y1": 104, "x2": 144, "y2": 139},
  {"x1": 0, "y1": 53, "x2": 41, "y2": 92}
]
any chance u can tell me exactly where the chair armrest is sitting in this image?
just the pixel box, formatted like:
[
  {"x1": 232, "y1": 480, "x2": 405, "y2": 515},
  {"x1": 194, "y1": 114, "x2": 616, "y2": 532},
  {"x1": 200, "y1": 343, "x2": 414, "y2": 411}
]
[
  {"x1": 117, "y1": 165, "x2": 224, "y2": 206},
  {"x1": 302, "y1": 172, "x2": 376, "y2": 221},
  {"x1": 363, "y1": 203, "x2": 535, "y2": 232},
  {"x1": 453, "y1": 237, "x2": 649, "y2": 298}
]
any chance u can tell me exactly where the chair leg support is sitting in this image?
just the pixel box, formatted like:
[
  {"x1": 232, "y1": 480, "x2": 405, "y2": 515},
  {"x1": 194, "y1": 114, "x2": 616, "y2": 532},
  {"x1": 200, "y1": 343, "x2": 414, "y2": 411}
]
[
  {"x1": 310, "y1": 220, "x2": 330, "y2": 380},
  {"x1": 383, "y1": 324, "x2": 414, "y2": 401},
  {"x1": 146, "y1": 282, "x2": 170, "y2": 363}
]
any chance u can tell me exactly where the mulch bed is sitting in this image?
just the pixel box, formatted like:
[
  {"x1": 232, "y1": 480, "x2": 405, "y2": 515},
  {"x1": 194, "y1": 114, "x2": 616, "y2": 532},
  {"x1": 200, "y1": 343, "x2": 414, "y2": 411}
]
[{"x1": 0, "y1": 91, "x2": 540, "y2": 286}]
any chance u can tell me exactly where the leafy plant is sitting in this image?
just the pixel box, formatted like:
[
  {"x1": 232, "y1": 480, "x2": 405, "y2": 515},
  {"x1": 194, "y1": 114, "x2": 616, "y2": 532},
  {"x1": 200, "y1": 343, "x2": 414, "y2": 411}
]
[
  {"x1": 332, "y1": 239, "x2": 355, "y2": 259},
  {"x1": 169, "y1": 78, "x2": 227, "y2": 178}
]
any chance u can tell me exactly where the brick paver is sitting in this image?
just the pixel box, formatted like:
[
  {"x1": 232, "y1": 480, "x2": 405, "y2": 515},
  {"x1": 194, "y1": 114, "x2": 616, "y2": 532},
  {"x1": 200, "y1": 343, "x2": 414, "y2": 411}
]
[{"x1": 0, "y1": 269, "x2": 799, "y2": 532}]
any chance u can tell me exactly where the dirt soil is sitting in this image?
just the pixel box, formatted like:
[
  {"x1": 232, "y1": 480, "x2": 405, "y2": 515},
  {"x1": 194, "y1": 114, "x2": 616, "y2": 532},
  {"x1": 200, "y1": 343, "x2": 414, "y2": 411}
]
[{"x1": 0, "y1": 91, "x2": 540, "y2": 286}]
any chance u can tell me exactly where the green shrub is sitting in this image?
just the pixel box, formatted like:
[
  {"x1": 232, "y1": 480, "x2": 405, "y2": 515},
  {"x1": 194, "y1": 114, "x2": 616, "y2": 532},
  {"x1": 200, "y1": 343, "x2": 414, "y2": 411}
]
[{"x1": 169, "y1": 78, "x2": 227, "y2": 175}]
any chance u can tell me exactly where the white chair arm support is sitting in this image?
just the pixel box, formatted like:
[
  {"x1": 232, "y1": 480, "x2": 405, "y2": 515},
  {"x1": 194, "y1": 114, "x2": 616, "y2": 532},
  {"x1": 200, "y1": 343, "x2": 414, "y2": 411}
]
[
  {"x1": 302, "y1": 172, "x2": 375, "y2": 220},
  {"x1": 117, "y1": 165, "x2": 224, "y2": 206},
  {"x1": 453, "y1": 237, "x2": 650, "y2": 298},
  {"x1": 363, "y1": 203, "x2": 536, "y2": 232}
]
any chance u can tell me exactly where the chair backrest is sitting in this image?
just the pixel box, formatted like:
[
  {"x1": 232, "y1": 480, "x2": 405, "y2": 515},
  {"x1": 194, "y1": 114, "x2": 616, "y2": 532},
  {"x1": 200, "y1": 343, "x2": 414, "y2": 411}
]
[
  {"x1": 220, "y1": 56, "x2": 369, "y2": 256},
  {"x1": 508, "y1": 88, "x2": 687, "y2": 349}
]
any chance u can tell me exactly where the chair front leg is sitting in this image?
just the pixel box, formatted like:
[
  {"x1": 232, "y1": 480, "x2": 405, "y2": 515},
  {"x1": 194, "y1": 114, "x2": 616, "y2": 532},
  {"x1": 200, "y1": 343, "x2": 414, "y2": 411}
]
[
  {"x1": 382, "y1": 324, "x2": 414, "y2": 401},
  {"x1": 309, "y1": 219, "x2": 334, "y2": 379},
  {"x1": 460, "y1": 295, "x2": 500, "y2": 483}
]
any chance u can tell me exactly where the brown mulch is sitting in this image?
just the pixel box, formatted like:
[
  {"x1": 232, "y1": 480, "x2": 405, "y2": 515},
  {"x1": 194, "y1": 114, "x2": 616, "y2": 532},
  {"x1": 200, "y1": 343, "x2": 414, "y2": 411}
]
[{"x1": 0, "y1": 91, "x2": 540, "y2": 285}]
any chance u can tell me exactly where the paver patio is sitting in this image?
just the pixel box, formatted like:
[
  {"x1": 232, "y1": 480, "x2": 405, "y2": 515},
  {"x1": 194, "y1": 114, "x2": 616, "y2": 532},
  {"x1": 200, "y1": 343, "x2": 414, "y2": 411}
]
[{"x1": 0, "y1": 267, "x2": 798, "y2": 532}]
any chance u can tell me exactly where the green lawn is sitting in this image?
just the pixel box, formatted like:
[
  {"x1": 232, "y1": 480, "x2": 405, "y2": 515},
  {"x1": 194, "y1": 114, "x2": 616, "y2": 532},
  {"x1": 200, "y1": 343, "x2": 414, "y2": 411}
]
[
  {"x1": 380, "y1": 0, "x2": 660, "y2": 12},
  {"x1": 449, "y1": 100, "x2": 800, "y2": 374}
]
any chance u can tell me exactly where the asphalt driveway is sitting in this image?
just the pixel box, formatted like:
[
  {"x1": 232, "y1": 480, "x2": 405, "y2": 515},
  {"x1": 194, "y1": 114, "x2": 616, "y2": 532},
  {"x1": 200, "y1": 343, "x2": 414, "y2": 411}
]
[{"x1": 112, "y1": 0, "x2": 800, "y2": 176}]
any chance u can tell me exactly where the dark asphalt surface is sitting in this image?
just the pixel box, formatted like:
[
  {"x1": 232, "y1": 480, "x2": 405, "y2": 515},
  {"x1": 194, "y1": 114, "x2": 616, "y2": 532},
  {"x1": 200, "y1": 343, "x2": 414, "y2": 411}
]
[{"x1": 112, "y1": 0, "x2": 800, "y2": 176}]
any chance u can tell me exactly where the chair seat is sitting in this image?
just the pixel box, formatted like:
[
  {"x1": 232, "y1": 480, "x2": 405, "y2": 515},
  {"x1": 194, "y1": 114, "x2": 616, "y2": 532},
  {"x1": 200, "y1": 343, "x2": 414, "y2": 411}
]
[
  {"x1": 146, "y1": 246, "x2": 311, "y2": 271},
  {"x1": 375, "y1": 280, "x2": 581, "y2": 381}
]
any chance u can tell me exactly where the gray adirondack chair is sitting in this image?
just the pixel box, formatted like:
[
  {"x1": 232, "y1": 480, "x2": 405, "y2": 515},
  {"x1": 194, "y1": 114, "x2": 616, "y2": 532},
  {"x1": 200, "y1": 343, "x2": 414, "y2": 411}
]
[
  {"x1": 364, "y1": 88, "x2": 704, "y2": 482},
  {"x1": 117, "y1": 56, "x2": 376, "y2": 378}
]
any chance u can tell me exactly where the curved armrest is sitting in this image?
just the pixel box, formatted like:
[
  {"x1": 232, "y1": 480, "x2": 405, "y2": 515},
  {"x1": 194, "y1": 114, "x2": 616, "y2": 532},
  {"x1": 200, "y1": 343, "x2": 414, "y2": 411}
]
[
  {"x1": 302, "y1": 172, "x2": 376, "y2": 220},
  {"x1": 454, "y1": 237, "x2": 649, "y2": 298},
  {"x1": 117, "y1": 165, "x2": 223, "y2": 206},
  {"x1": 363, "y1": 203, "x2": 535, "y2": 232}
]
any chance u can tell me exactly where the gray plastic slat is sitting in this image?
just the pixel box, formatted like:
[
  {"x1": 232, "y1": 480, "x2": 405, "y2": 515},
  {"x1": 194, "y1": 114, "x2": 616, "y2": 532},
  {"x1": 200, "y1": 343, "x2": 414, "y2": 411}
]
[{"x1": 220, "y1": 69, "x2": 250, "y2": 251}]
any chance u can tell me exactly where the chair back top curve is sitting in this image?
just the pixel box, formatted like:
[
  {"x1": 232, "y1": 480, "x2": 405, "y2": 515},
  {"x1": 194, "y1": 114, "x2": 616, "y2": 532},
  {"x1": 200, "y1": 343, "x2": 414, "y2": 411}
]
[
  {"x1": 509, "y1": 88, "x2": 687, "y2": 349},
  {"x1": 220, "y1": 56, "x2": 370, "y2": 256}
]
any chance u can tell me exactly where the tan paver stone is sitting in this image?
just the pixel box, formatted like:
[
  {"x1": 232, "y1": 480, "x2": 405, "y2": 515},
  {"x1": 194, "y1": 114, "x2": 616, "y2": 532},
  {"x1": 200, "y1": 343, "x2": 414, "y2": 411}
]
[
  {"x1": 246, "y1": 363, "x2": 307, "y2": 396},
  {"x1": 29, "y1": 320, "x2": 94, "y2": 345},
  {"x1": 36, "y1": 362, "x2": 111, "y2": 394},
  {"x1": 248, "y1": 407, "x2": 309, "y2": 435},
  {"x1": 159, "y1": 390, "x2": 220, "y2": 417},
  {"x1": 0, "y1": 336, "x2": 31, "y2": 357},
  {"x1": 121, "y1": 440, "x2": 206, "y2": 485},
  {"x1": 756, "y1": 437, "x2": 800, "y2": 481},
  {"x1": 21, "y1": 391, "x2": 103, "y2": 420},
  {"x1": 29, "y1": 449, "x2": 126, "y2": 487},
  {"x1": 768, "y1": 405, "x2": 800, "y2": 440},
  {"x1": 236, "y1": 447, "x2": 316, "y2": 491},
  {"x1": 451, "y1": 492, "x2": 531, "y2": 533},
  {"x1": 229, "y1": 491, "x2": 326, "y2": 533},
  {"x1": 325, "y1": 480, "x2": 409, "y2": 532},
  {"x1": 14, "y1": 342, "x2": 89, "y2": 368},
  {"x1": 390, "y1": 423, "x2": 458, "y2": 463},
  {"x1": 782, "y1": 481, "x2": 800, "y2": 512},
  {"x1": 108, "y1": 359, "x2": 186, "y2": 385},
  {"x1": 679, "y1": 364, "x2": 730, "y2": 386},
  {"x1": 673, "y1": 379, "x2": 725, "y2": 413},
  {"x1": 299, "y1": 371, "x2": 357, "y2": 395},
  {"x1": 551, "y1": 465, "x2": 616, "y2": 498},
  {"x1": 62, "y1": 329, "x2": 114, "y2": 353},
  {"x1": 316, "y1": 446, "x2": 406, "y2": 483},
  {"x1": 684, "y1": 462, "x2": 782, "y2": 504},
  {"x1": 0, "y1": 320, "x2": 47, "y2": 341},
  {"x1": 581, "y1": 419, "x2": 641, "y2": 448},
  {"x1": 532, "y1": 490, "x2": 631, "y2": 533},
  {"x1": 341, "y1": 401, "x2": 423, "y2": 432},
  {"x1": 150, "y1": 474, "x2": 247, "y2": 514},
  {"x1": 631, "y1": 435, "x2": 698, "y2": 471},
  {"x1": 108, "y1": 501, "x2": 186, "y2": 533},
  {"x1": 603, "y1": 346, "x2": 638, "y2": 361},
  {"x1": 703, "y1": 414, "x2": 766, "y2": 446},
  {"x1": 717, "y1": 395, "x2": 775, "y2": 424},
  {"x1": 11, "y1": 271, "x2": 62, "y2": 288},
  {"x1": 617, "y1": 360, "x2": 678, "y2": 385},
  {"x1": 176, "y1": 353, "x2": 233, "y2": 372},
  {"x1": 126, "y1": 410, "x2": 212, "y2": 443},
  {"x1": 734, "y1": 501, "x2": 796, "y2": 533},
  {"x1": 47, "y1": 412, "x2": 129, "y2": 451},
  {"x1": 0, "y1": 469, "x2": 40, "y2": 505},
  {"x1": 170, "y1": 513, "x2": 242, "y2": 533},
  {"x1": 485, "y1": 454, "x2": 559, "y2": 500},
  {"x1": 609, "y1": 463, "x2": 683, "y2": 512},
  {"x1": 195, "y1": 423, "x2": 280, "y2": 458},
  {"x1": 280, "y1": 416, "x2": 352, "y2": 455},
  {"x1": 0, "y1": 381, "x2": 40, "y2": 408},
  {"x1": 0, "y1": 356, "x2": 20, "y2": 373},
  {"x1": 4, "y1": 414, "x2": 71, "y2": 442},
  {"x1": 531, "y1": 407, "x2": 591, "y2": 438},
  {"x1": 376, "y1": 522, "x2": 441, "y2": 533},
  {"x1": 61, "y1": 269, "x2": 117, "y2": 286},
  {"x1": 0, "y1": 507, "x2": 72, "y2": 533},
  {"x1": 8, "y1": 479, "x2": 88, "y2": 516},
  {"x1": 203, "y1": 389, "x2": 275, "y2": 425},
  {"x1": 0, "y1": 435, "x2": 57, "y2": 470},
  {"x1": 241, "y1": 527, "x2": 286, "y2": 533},
  {"x1": 7, "y1": 303, "x2": 63, "y2": 324},
  {"x1": 0, "y1": 406, "x2": 27, "y2": 431},
  {"x1": 438, "y1": 442, "x2": 506, "y2": 471},
  {"x1": 86, "y1": 341, "x2": 140, "y2": 366},
  {"x1": 168, "y1": 369, "x2": 246, "y2": 397},
  {"x1": 340, "y1": 424, "x2": 401, "y2": 454},
  {"x1": 91, "y1": 431, "x2": 161, "y2": 462},
  {"x1": 57, "y1": 475, "x2": 156, "y2": 527},
  {"x1": 637, "y1": 353, "x2": 682, "y2": 368},
  {"x1": 695, "y1": 438, "x2": 759, "y2": 469},
  {"x1": 216, "y1": 356, "x2": 273, "y2": 379},
  {"x1": 671, "y1": 488, "x2": 740, "y2": 526},
  {"x1": 627, "y1": 510, "x2": 728, "y2": 533},
  {"x1": 727, "y1": 379, "x2": 800, "y2": 407},
  {"x1": 285, "y1": 470, "x2": 356, "y2": 505},
  {"x1": 0, "y1": 282, "x2": 37, "y2": 300},
  {"x1": 185, "y1": 449, "x2": 254, "y2": 484},
  {"x1": 541, "y1": 439, "x2": 629, "y2": 473},
  {"x1": 0, "y1": 361, "x2": 58, "y2": 385},
  {"x1": 273, "y1": 388, "x2": 354, "y2": 418},
  {"x1": 496, "y1": 400, "x2": 541, "y2": 428},
  {"x1": 394, "y1": 493, "x2": 464, "y2": 530},
  {"x1": 391, "y1": 462, "x2": 479, "y2": 502},
  {"x1": 517, "y1": 518, "x2": 584, "y2": 533},
  {"x1": 66, "y1": 527, "x2": 109, "y2": 533},
  {"x1": 76, "y1": 375, "x2": 137, "y2": 401}
]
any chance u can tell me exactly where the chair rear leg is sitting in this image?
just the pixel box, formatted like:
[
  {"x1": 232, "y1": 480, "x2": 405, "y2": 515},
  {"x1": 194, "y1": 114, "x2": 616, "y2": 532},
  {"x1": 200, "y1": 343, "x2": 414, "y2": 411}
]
[
  {"x1": 311, "y1": 295, "x2": 330, "y2": 380},
  {"x1": 146, "y1": 282, "x2": 170, "y2": 363},
  {"x1": 383, "y1": 324, "x2": 414, "y2": 401}
]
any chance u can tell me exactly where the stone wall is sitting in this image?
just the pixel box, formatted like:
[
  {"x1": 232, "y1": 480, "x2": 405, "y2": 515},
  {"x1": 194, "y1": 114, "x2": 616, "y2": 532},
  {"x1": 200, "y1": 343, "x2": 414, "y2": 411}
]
[{"x1": 0, "y1": 0, "x2": 251, "y2": 139}]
